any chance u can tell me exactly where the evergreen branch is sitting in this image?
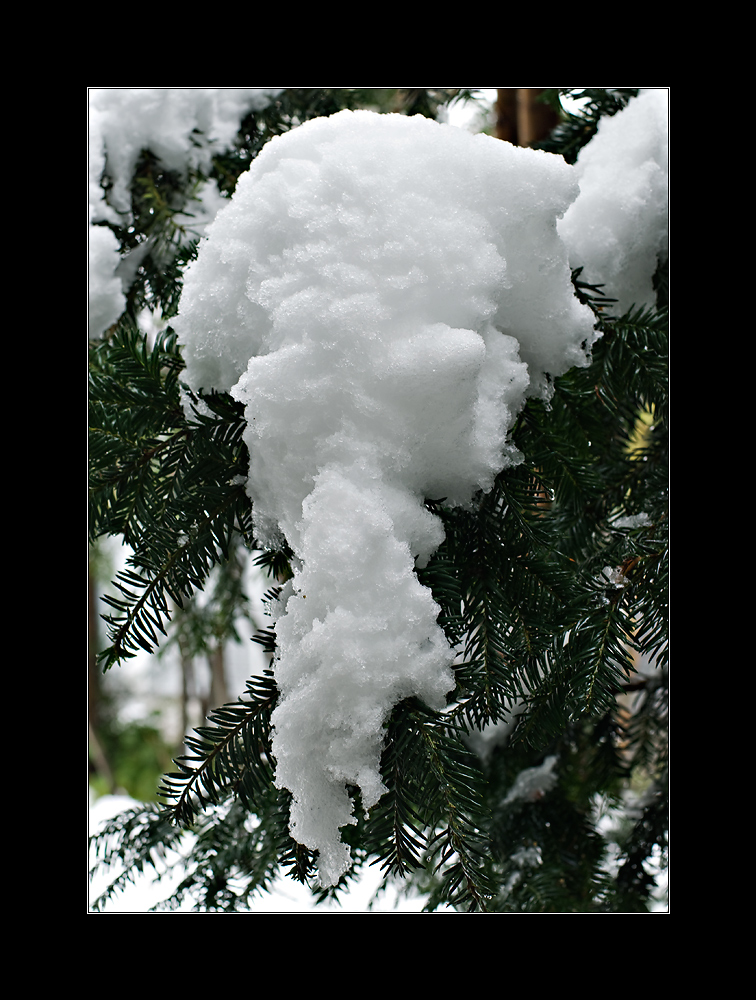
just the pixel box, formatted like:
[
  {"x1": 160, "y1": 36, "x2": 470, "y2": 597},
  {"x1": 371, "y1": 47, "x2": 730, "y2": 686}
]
[
  {"x1": 90, "y1": 321, "x2": 255, "y2": 669},
  {"x1": 91, "y1": 796, "x2": 298, "y2": 913},
  {"x1": 535, "y1": 89, "x2": 640, "y2": 164},
  {"x1": 152, "y1": 795, "x2": 291, "y2": 912},
  {"x1": 97, "y1": 481, "x2": 251, "y2": 667},
  {"x1": 430, "y1": 476, "x2": 578, "y2": 731},
  {"x1": 158, "y1": 671, "x2": 278, "y2": 829},
  {"x1": 366, "y1": 699, "x2": 495, "y2": 910},
  {"x1": 401, "y1": 703, "x2": 494, "y2": 911},
  {"x1": 278, "y1": 826, "x2": 320, "y2": 885},
  {"x1": 513, "y1": 589, "x2": 639, "y2": 752},
  {"x1": 572, "y1": 603, "x2": 638, "y2": 717},
  {"x1": 367, "y1": 705, "x2": 434, "y2": 879},
  {"x1": 89, "y1": 803, "x2": 185, "y2": 912}
]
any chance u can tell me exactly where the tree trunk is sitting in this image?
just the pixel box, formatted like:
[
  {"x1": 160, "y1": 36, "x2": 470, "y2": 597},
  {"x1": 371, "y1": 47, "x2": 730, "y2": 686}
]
[
  {"x1": 495, "y1": 89, "x2": 559, "y2": 146},
  {"x1": 494, "y1": 89, "x2": 519, "y2": 143},
  {"x1": 209, "y1": 644, "x2": 229, "y2": 710}
]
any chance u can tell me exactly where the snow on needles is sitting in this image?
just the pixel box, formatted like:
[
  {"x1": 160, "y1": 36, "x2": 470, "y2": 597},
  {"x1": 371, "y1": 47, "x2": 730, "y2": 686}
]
[
  {"x1": 175, "y1": 109, "x2": 597, "y2": 885},
  {"x1": 88, "y1": 89, "x2": 283, "y2": 337},
  {"x1": 559, "y1": 89, "x2": 669, "y2": 315}
]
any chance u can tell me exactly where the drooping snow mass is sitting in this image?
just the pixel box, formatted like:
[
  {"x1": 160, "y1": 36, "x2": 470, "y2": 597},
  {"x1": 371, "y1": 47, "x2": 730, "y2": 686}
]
[
  {"x1": 558, "y1": 89, "x2": 669, "y2": 315},
  {"x1": 175, "y1": 109, "x2": 596, "y2": 885},
  {"x1": 88, "y1": 88, "x2": 283, "y2": 337}
]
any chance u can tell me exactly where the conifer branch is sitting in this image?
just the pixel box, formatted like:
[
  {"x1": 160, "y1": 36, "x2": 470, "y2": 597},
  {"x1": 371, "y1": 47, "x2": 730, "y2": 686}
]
[
  {"x1": 159, "y1": 672, "x2": 278, "y2": 828},
  {"x1": 89, "y1": 88, "x2": 667, "y2": 912}
]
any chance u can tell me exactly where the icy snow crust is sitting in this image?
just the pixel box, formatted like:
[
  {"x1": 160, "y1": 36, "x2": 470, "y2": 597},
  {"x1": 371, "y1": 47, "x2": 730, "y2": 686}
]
[{"x1": 175, "y1": 109, "x2": 596, "y2": 885}]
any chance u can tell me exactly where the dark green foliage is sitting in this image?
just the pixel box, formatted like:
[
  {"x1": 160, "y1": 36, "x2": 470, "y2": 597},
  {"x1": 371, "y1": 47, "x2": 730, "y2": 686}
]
[
  {"x1": 400, "y1": 262, "x2": 667, "y2": 911},
  {"x1": 159, "y1": 671, "x2": 277, "y2": 826},
  {"x1": 364, "y1": 698, "x2": 495, "y2": 911},
  {"x1": 89, "y1": 802, "x2": 185, "y2": 912},
  {"x1": 90, "y1": 89, "x2": 667, "y2": 912},
  {"x1": 89, "y1": 320, "x2": 254, "y2": 669},
  {"x1": 536, "y1": 89, "x2": 642, "y2": 164}
]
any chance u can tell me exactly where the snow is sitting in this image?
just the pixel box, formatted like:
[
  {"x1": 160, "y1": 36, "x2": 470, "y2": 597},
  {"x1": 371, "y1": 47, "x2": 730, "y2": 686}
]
[
  {"x1": 558, "y1": 88, "x2": 669, "y2": 314},
  {"x1": 601, "y1": 566, "x2": 630, "y2": 589},
  {"x1": 88, "y1": 88, "x2": 283, "y2": 337},
  {"x1": 503, "y1": 755, "x2": 559, "y2": 804},
  {"x1": 175, "y1": 108, "x2": 598, "y2": 885},
  {"x1": 89, "y1": 792, "x2": 442, "y2": 911},
  {"x1": 89, "y1": 106, "x2": 125, "y2": 332},
  {"x1": 89, "y1": 89, "x2": 283, "y2": 215},
  {"x1": 612, "y1": 512, "x2": 651, "y2": 530},
  {"x1": 88, "y1": 223, "x2": 126, "y2": 335},
  {"x1": 89, "y1": 90, "x2": 669, "y2": 895}
]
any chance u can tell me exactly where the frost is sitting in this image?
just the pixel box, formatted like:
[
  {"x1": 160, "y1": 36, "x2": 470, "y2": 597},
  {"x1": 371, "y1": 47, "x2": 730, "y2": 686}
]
[
  {"x1": 559, "y1": 89, "x2": 668, "y2": 314},
  {"x1": 175, "y1": 109, "x2": 596, "y2": 885}
]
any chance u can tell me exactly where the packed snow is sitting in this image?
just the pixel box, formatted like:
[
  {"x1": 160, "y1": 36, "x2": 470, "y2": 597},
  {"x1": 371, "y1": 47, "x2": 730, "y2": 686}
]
[{"x1": 175, "y1": 108, "x2": 599, "y2": 885}]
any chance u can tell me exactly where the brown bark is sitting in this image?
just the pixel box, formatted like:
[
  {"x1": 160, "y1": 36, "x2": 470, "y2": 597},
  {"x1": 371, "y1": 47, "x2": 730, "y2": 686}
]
[
  {"x1": 516, "y1": 88, "x2": 559, "y2": 147},
  {"x1": 494, "y1": 89, "x2": 519, "y2": 143},
  {"x1": 495, "y1": 89, "x2": 559, "y2": 147}
]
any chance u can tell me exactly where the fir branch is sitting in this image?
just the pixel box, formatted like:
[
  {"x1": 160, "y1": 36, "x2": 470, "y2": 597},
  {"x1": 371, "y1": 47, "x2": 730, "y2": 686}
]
[
  {"x1": 429, "y1": 474, "x2": 578, "y2": 731},
  {"x1": 159, "y1": 671, "x2": 278, "y2": 828},
  {"x1": 535, "y1": 89, "x2": 640, "y2": 164},
  {"x1": 89, "y1": 803, "x2": 185, "y2": 912},
  {"x1": 278, "y1": 822, "x2": 320, "y2": 885},
  {"x1": 97, "y1": 479, "x2": 252, "y2": 666},
  {"x1": 394, "y1": 701, "x2": 495, "y2": 911},
  {"x1": 366, "y1": 704, "x2": 435, "y2": 879},
  {"x1": 90, "y1": 321, "x2": 255, "y2": 669},
  {"x1": 152, "y1": 795, "x2": 290, "y2": 912},
  {"x1": 363, "y1": 699, "x2": 496, "y2": 910}
]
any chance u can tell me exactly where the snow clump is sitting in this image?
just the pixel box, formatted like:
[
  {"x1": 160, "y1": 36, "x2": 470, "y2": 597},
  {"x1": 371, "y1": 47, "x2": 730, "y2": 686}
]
[
  {"x1": 89, "y1": 89, "x2": 284, "y2": 215},
  {"x1": 175, "y1": 109, "x2": 597, "y2": 886},
  {"x1": 88, "y1": 89, "x2": 283, "y2": 338},
  {"x1": 612, "y1": 512, "x2": 651, "y2": 530},
  {"x1": 503, "y1": 755, "x2": 559, "y2": 805},
  {"x1": 558, "y1": 88, "x2": 668, "y2": 315}
]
